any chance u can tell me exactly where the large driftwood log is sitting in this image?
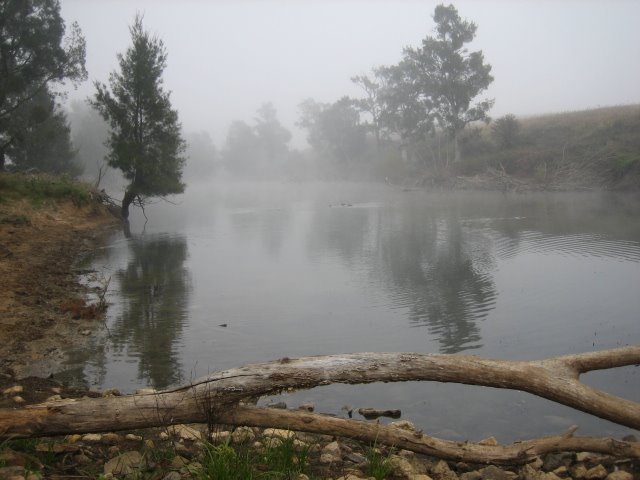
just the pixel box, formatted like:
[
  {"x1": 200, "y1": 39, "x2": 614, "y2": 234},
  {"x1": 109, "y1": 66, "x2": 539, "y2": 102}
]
[
  {"x1": 1, "y1": 347, "x2": 638, "y2": 461},
  {"x1": 219, "y1": 405, "x2": 640, "y2": 465}
]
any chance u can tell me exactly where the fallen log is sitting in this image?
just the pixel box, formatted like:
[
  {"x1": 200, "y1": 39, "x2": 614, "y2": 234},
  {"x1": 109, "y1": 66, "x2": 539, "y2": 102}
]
[
  {"x1": 1, "y1": 347, "x2": 638, "y2": 455},
  {"x1": 218, "y1": 405, "x2": 640, "y2": 465}
]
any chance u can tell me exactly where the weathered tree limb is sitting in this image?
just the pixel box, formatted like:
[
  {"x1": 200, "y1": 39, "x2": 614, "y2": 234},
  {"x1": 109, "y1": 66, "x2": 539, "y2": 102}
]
[
  {"x1": 0, "y1": 346, "x2": 638, "y2": 445},
  {"x1": 217, "y1": 405, "x2": 640, "y2": 465}
]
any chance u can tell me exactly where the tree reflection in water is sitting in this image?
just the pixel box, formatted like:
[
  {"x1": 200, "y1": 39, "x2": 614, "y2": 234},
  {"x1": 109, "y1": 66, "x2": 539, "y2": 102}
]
[
  {"x1": 110, "y1": 235, "x2": 191, "y2": 389},
  {"x1": 382, "y1": 214, "x2": 497, "y2": 353}
]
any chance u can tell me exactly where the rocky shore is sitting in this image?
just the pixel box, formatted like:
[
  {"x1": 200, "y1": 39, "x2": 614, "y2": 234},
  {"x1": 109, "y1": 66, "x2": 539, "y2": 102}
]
[{"x1": 1, "y1": 377, "x2": 638, "y2": 479}]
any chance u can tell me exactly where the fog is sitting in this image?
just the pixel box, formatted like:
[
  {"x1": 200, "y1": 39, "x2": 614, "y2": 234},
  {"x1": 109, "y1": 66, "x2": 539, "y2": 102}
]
[{"x1": 61, "y1": 0, "x2": 640, "y2": 151}]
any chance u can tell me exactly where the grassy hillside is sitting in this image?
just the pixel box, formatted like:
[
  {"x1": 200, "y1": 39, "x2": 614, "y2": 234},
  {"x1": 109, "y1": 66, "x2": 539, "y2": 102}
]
[{"x1": 458, "y1": 104, "x2": 640, "y2": 189}]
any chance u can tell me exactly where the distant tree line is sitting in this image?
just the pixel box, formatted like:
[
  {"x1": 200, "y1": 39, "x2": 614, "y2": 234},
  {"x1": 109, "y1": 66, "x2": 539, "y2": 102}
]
[{"x1": 294, "y1": 3, "x2": 494, "y2": 182}]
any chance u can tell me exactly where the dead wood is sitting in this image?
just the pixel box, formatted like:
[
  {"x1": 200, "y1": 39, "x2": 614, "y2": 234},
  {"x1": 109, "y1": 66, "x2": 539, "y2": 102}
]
[
  {"x1": 0, "y1": 346, "x2": 638, "y2": 464},
  {"x1": 217, "y1": 405, "x2": 640, "y2": 465}
]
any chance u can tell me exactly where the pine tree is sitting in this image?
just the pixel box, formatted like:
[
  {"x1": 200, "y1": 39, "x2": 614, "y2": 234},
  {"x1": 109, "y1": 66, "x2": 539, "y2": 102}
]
[{"x1": 91, "y1": 14, "x2": 185, "y2": 219}]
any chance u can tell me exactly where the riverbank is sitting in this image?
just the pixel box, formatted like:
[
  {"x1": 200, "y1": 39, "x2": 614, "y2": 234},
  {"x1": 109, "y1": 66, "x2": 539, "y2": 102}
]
[{"x1": 0, "y1": 173, "x2": 119, "y2": 378}]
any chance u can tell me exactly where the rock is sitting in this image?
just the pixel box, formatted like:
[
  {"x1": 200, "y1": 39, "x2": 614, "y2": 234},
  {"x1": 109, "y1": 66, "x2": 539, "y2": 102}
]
[
  {"x1": 335, "y1": 475, "x2": 368, "y2": 480},
  {"x1": 231, "y1": 426, "x2": 255, "y2": 443},
  {"x1": 605, "y1": 471, "x2": 634, "y2": 480},
  {"x1": 162, "y1": 472, "x2": 182, "y2": 480},
  {"x1": 358, "y1": 407, "x2": 401, "y2": 419},
  {"x1": 520, "y1": 464, "x2": 563, "y2": 480},
  {"x1": 80, "y1": 329, "x2": 91, "y2": 336},
  {"x1": 543, "y1": 453, "x2": 573, "y2": 471},
  {"x1": 3, "y1": 385, "x2": 23, "y2": 395},
  {"x1": 102, "y1": 388, "x2": 121, "y2": 397},
  {"x1": 159, "y1": 431, "x2": 169, "y2": 440},
  {"x1": 173, "y1": 442, "x2": 192, "y2": 456},
  {"x1": 266, "y1": 401, "x2": 287, "y2": 409},
  {"x1": 297, "y1": 402, "x2": 315, "y2": 412},
  {"x1": 101, "y1": 433, "x2": 122, "y2": 444},
  {"x1": 399, "y1": 449, "x2": 416, "y2": 459},
  {"x1": 344, "y1": 452, "x2": 367, "y2": 464},
  {"x1": 103, "y1": 451, "x2": 145, "y2": 476},
  {"x1": 585, "y1": 465, "x2": 608, "y2": 479},
  {"x1": 50, "y1": 387, "x2": 62, "y2": 394},
  {"x1": 210, "y1": 430, "x2": 230, "y2": 443},
  {"x1": 296, "y1": 474, "x2": 311, "y2": 480},
  {"x1": 125, "y1": 433, "x2": 143, "y2": 441},
  {"x1": 170, "y1": 455, "x2": 189, "y2": 469},
  {"x1": 320, "y1": 441, "x2": 342, "y2": 464},
  {"x1": 45, "y1": 394, "x2": 62, "y2": 402},
  {"x1": 529, "y1": 456, "x2": 544, "y2": 470},
  {"x1": 390, "y1": 420, "x2": 417, "y2": 432},
  {"x1": 12, "y1": 395, "x2": 25, "y2": 404},
  {"x1": 571, "y1": 463, "x2": 589, "y2": 479},
  {"x1": 411, "y1": 475, "x2": 435, "y2": 480},
  {"x1": 431, "y1": 460, "x2": 458, "y2": 480},
  {"x1": 169, "y1": 424, "x2": 203, "y2": 441},
  {"x1": 263, "y1": 428, "x2": 295, "y2": 440},
  {"x1": 73, "y1": 454, "x2": 92, "y2": 465},
  {"x1": 552, "y1": 466, "x2": 569, "y2": 477},
  {"x1": 144, "y1": 439, "x2": 155, "y2": 449},
  {"x1": 391, "y1": 455, "x2": 417, "y2": 478},
  {"x1": 82, "y1": 433, "x2": 102, "y2": 442},
  {"x1": 293, "y1": 439, "x2": 309, "y2": 452},
  {"x1": 577, "y1": 452, "x2": 598, "y2": 463},
  {"x1": 460, "y1": 472, "x2": 482, "y2": 480},
  {"x1": 478, "y1": 465, "x2": 517, "y2": 480},
  {"x1": 66, "y1": 434, "x2": 82, "y2": 443},
  {"x1": 477, "y1": 436, "x2": 499, "y2": 446},
  {"x1": 621, "y1": 434, "x2": 637, "y2": 442}
]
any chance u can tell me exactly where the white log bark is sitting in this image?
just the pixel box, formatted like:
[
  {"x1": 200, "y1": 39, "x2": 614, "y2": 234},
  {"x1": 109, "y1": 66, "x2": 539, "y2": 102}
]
[{"x1": 1, "y1": 346, "x2": 638, "y2": 463}]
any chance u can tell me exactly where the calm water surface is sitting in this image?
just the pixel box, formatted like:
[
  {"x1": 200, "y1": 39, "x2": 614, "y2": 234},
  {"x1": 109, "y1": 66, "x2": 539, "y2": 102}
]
[{"x1": 71, "y1": 183, "x2": 639, "y2": 442}]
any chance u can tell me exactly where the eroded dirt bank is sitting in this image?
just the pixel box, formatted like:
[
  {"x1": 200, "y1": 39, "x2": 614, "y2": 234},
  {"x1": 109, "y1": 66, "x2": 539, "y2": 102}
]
[{"x1": 0, "y1": 198, "x2": 119, "y2": 379}]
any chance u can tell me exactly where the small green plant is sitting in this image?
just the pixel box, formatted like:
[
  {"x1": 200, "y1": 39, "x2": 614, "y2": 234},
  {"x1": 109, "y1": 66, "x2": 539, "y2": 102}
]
[
  {"x1": 365, "y1": 444, "x2": 394, "y2": 480},
  {"x1": 197, "y1": 441, "x2": 254, "y2": 480},
  {"x1": 262, "y1": 435, "x2": 311, "y2": 479}
]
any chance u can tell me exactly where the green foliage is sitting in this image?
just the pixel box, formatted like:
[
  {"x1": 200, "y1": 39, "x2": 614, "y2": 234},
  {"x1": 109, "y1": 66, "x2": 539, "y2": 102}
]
[
  {"x1": 365, "y1": 445, "x2": 394, "y2": 480},
  {"x1": 195, "y1": 435, "x2": 311, "y2": 480},
  {"x1": 0, "y1": 172, "x2": 91, "y2": 205},
  {"x1": 197, "y1": 442, "x2": 255, "y2": 480},
  {"x1": 221, "y1": 103, "x2": 292, "y2": 179},
  {"x1": 261, "y1": 436, "x2": 311, "y2": 479},
  {"x1": 91, "y1": 14, "x2": 185, "y2": 217},
  {"x1": 0, "y1": 0, "x2": 86, "y2": 171},
  {"x1": 491, "y1": 114, "x2": 520, "y2": 149},
  {"x1": 393, "y1": 4, "x2": 493, "y2": 161},
  {"x1": 297, "y1": 97, "x2": 367, "y2": 171},
  {"x1": 6, "y1": 88, "x2": 82, "y2": 176}
]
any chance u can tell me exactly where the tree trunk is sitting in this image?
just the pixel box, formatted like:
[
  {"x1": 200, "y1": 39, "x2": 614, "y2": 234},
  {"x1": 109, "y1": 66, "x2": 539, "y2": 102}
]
[
  {"x1": 453, "y1": 133, "x2": 461, "y2": 163},
  {"x1": 121, "y1": 188, "x2": 136, "y2": 219},
  {"x1": 1, "y1": 347, "x2": 638, "y2": 456}
]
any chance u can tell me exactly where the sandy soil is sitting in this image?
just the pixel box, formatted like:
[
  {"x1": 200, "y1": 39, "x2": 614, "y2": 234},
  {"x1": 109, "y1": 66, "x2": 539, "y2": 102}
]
[{"x1": 0, "y1": 198, "x2": 119, "y2": 379}]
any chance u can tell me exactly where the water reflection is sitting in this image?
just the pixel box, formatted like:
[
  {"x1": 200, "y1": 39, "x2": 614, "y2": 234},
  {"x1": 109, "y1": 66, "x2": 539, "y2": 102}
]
[
  {"x1": 307, "y1": 199, "x2": 498, "y2": 353},
  {"x1": 109, "y1": 235, "x2": 191, "y2": 388},
  {"x1": 380, "y1": 210, "x2": 497, "y2": 353}
]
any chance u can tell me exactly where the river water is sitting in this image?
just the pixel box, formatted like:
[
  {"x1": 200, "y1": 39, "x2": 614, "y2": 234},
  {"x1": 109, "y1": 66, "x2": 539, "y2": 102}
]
[{"x1": 69, "y1": 182, "x2": 639, "y2": 442}]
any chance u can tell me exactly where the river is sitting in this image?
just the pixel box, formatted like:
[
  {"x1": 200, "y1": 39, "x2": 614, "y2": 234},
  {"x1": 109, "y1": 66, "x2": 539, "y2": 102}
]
[{"x1": 69, "y1": 182, "x2": 639, "y2": 442}]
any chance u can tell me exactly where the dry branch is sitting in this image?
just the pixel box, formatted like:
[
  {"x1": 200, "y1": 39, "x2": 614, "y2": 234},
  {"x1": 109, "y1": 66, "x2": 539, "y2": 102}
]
[
  {"x1": 217, "y1": 405, "x2": 640, "y2": 465},
  {"x1": 0, "y1": 346, "x2": 638, "y2": 463}
]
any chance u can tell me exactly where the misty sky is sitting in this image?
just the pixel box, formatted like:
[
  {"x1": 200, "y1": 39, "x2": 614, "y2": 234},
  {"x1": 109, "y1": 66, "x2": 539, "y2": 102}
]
[{"x1": 60, "y1": 0, "x2": 640, "y2": 148}]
